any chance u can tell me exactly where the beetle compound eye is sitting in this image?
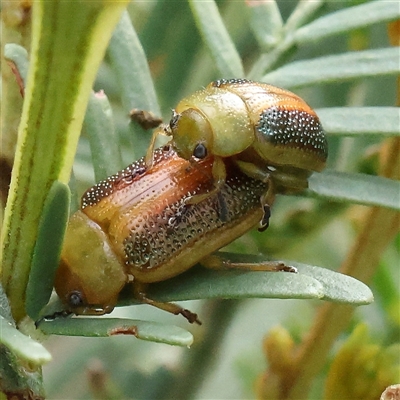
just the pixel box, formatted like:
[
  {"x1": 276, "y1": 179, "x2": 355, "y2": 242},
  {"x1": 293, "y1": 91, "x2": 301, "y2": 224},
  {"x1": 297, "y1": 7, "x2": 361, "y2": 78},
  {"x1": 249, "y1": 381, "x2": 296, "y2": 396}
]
[
  {"x1": 193, "y1": 143, "x2": 207, "y2": 159},
  {"x1": 68, "y1": 290, "x2": 84, "y2": 307}
]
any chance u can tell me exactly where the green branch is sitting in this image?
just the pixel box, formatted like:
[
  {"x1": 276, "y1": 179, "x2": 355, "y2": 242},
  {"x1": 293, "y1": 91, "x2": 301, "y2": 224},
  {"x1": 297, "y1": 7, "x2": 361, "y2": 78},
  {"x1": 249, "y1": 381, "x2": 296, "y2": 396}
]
[{"x1": 0, "y1": 0, "x2": 129, "y2": 322}]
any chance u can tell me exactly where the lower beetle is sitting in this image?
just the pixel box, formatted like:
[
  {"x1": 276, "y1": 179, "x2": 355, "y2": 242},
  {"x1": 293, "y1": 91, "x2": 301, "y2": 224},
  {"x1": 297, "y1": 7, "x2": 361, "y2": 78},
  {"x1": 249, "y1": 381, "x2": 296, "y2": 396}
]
[{"x1": 54, "y1": 146, "x2": 293, "y2": 324}]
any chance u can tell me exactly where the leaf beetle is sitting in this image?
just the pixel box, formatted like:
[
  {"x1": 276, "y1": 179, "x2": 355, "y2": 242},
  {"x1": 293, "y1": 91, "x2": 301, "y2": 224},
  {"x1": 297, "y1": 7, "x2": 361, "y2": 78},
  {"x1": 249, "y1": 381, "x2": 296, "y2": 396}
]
[
  {"x1": 148, "y1": 78, "x2": 328, "y2": 209},
  {"x1": 52, "y1": 146, "x2": 294, "y2": 325}
]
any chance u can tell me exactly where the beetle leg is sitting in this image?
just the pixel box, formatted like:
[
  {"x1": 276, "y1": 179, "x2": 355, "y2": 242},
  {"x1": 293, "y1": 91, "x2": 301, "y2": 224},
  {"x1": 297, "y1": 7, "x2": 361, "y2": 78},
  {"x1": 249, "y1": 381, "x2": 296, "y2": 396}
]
[
  {"x1": 258, "y1": 184, "x2": 276, "y2": 232},
  {"x1": 216, "y1": 191, "x2": 229, "y2": 222},
  {"x1": 233, "y1": 159, "x2": 277, "y2": 230},
  {"x1": 145, "y1": 125, "x2": 169, "y2": 169},
  {"x1": 185, "y1": 156, "x2": 226, "y2": 205},
  {"x1": 134, "y1": 283, "x2": 202, "y2": 325},
  {"x1": 233, "y1": 159, "x2": 271, "y2": 182},
  {"x1": 259, "y1": 203, "x2": 271, "y2": 232},
  {"x1": 144, "y1": 128, "x2": 160, "y2": 169},
  {"x1": 201, "y1": 254, "x2": 297, "y2": 273}
]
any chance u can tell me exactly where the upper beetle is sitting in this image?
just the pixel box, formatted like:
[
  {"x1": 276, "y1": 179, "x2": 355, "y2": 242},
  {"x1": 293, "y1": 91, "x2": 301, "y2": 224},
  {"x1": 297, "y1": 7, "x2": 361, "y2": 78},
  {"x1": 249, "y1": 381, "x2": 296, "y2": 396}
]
[{"x1": 148, "y1": 78, "x2": 328, "y2": 207}]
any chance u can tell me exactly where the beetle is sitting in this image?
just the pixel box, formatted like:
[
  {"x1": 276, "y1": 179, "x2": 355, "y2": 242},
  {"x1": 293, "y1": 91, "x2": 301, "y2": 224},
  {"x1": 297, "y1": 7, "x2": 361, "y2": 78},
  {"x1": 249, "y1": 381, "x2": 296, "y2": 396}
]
[
  {"x1": 54, "y1": 146, "x2": 294, "y2": 324},
  {"x1": 147, "y1": 78, "x2": 328, "y2": 209}
]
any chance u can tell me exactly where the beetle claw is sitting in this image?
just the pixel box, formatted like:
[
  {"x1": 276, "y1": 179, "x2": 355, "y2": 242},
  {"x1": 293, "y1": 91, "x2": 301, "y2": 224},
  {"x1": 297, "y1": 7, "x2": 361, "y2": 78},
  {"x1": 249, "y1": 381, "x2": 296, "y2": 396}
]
[
  {"x1": 179, "y1": 309, "x2": 202, "y2": 325},
  {"x1": 258, "y1": 204, "x2": 271, "y2": 232},
  {"x1": 276, "y1": 263, "x2": 298, "y2": 273}
]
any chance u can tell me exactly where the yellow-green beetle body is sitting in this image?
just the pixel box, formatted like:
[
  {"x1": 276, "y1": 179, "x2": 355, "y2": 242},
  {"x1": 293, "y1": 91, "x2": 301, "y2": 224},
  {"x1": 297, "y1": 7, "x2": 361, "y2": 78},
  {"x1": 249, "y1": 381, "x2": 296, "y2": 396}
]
[{"x1": 164, "y1": 79, "x2": 328, "y2": 201}]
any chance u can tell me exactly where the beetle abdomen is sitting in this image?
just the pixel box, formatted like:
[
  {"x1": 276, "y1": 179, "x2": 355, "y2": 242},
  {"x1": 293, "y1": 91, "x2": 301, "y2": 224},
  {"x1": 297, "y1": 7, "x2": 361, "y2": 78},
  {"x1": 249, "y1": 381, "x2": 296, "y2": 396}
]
[
  {"x1": 255, "y1": 106, "x2": 327, "y2": 172},
  {"x1": 210, "y1": 79, "x2": 327, "y2": 172}
]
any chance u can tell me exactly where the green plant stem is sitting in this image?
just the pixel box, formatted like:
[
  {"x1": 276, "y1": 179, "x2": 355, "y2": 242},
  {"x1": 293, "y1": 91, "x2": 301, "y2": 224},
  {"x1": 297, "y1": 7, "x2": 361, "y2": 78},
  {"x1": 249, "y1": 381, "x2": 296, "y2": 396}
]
[
  {"x1": 0, "y1": 1, "x2": 32, "y2": 168},
  {"x1": 0, "y1": 0, "x2": 128, "y2": 322},
  {"x1": 283, "y1": 138, "x2": 400, "y2": 400}
]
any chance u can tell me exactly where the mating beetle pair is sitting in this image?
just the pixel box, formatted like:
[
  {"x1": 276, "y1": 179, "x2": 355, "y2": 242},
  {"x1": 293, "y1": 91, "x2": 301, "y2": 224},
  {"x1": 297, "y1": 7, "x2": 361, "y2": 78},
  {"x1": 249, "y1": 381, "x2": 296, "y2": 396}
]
[{"x1": 54, "y1": 79, "x2": 328, "y2": 324}]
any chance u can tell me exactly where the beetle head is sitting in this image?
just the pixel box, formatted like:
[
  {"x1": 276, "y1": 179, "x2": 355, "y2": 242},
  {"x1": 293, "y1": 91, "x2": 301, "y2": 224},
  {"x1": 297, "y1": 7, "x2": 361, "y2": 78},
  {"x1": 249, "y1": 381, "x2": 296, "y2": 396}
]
[
  {"x1": 168, "y1": 108, "x2": 213, "y2": 161},
  {"x1": 54, "y1": 211, "x2": 126, "y2": 315}
]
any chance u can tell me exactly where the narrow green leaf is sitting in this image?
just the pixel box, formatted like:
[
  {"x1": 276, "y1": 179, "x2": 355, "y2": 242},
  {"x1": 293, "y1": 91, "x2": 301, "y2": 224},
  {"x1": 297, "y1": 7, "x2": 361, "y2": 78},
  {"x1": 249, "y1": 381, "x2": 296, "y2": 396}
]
[
  {"x1": 107, "y1": 10, "x2": 161, "y2": 158},
  {"x1": 67, "y1": 170, "x2": 80, "y2": 214},
  {"x1": 107, "y1": 11, "x2": 161, "y2": 116},
  {"x1": 188, "y1": 0, "x2": 244, "y2": 77},
  {"x1": 284, "y1": 0, "x2": 323, "y2": 32},
  {"x1": 295, "y1": 1, "x2": 400, "y2": 44},
  {"x1": 262, "y1": 47, "x2": 400, "y2": 88},
  {"x1": 110, "y1": 254, "x2": 373, "y2": 306},
  {"x1": 0, "y1": 283, "x2": 13, "y2": 323},
  {"x1": 309, "y1": 170, "x2": 400, "y2": 211},
  {"x1": 145, "y1": 264, "x2": 324, "y2": 303},
  {"x1": 26, "y1": 181, "x2": 70, "y2": 321},
  {"x1": 248, "y1": 0, "x2": 323, "y2": 81},
  {"x1": 215, "y1": 253, "x2": 374, "y2": 305},
  {"x1": 83, "y1": 91, "x2": 123, "y2": 182},
  {"x1": 4, "y1": 43, "x2": 29, "y2": 88},
  {"x1": 295, "y1": 263, "x2": 373, "y2": 305},
  {"x1": 317, "y1": 107, "x2": 400, "y2": 137},
  {"x1": 0, "y1": 315, "x2": 52, "y2": 365},
  {"x1": 38, "y1": 318, "x2": 193, "y2": 347},
  {"x1": 248, "y1": 42, "x2": 293, "y2": 81},
  {"x1": 247, "y1": 1, "x2": 283, "y2": 49}
]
